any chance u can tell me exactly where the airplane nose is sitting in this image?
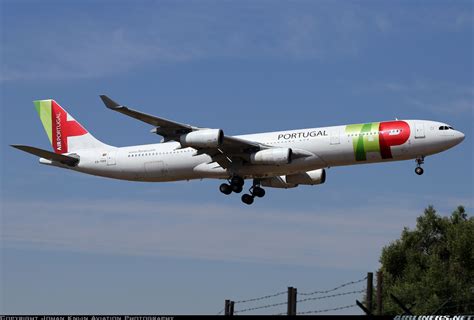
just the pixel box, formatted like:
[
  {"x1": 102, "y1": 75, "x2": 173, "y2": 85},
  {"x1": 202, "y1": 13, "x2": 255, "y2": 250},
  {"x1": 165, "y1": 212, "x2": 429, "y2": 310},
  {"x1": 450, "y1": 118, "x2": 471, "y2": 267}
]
[{"x1": 454, "y1": 131, "x2": 465, "y2": 144}]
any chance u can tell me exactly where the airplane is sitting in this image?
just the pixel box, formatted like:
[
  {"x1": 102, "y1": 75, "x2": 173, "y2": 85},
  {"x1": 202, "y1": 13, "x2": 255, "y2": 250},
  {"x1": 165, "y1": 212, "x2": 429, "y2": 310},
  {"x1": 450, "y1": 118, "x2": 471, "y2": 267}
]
[{"x1": 12, "y1": 96, "x2": 465, "y2": 205}]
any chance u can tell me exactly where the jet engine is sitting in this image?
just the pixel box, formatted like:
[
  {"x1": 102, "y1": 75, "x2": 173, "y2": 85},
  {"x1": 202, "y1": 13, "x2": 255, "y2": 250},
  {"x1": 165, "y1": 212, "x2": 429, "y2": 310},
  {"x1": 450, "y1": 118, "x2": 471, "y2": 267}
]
[
  {"x1": 180, "y1": 129, "x2": 223, "y2": 148},
  {"x1": 286, "y1": 169, "x2": 326, "y2": 185},
  {"x1": 250, "y1": 148, "x2": 292, "y2": 165}
]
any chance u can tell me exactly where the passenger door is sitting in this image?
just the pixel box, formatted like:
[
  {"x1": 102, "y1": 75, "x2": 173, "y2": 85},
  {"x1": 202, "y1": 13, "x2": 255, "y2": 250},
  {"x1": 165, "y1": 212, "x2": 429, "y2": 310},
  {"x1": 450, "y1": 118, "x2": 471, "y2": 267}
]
[
  {"x1": 329, "y1": 128, "x2": 340, "y2": 145},
  {"x1": 414, "y1": 122, "x2": 425, "y2": 139}
]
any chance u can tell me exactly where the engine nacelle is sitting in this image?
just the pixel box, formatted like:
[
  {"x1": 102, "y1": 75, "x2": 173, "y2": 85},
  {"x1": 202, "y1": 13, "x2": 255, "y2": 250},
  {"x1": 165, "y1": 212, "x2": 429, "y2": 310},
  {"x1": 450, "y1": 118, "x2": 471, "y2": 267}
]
[
  {"x1": 260, "y1": 176, "x2": 298, "y2": 189},
  {"x1": 250, "y1": 148, "x2": 292, "y2": 165},
  {"x1": 180, "y1": 129, "x2": 223, "y2": 148},
  {"x1": 286, "y1": 169, "x2": 326, "y2": 185}
]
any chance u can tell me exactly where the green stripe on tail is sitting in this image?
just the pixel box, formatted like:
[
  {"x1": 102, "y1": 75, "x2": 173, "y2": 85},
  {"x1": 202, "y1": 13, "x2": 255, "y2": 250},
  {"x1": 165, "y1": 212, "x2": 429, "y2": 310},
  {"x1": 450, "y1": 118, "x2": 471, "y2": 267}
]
[{"x1": 34, "y1": 100, "x2": 53, "y2": 144}]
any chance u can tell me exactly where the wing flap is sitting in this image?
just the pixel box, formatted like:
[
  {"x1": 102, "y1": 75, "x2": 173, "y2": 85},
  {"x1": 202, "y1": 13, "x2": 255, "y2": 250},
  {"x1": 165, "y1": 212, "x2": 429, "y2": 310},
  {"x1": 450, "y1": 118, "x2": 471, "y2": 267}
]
[{"x1": 222, "y1": 135, "x2": 263, "y2": 152}]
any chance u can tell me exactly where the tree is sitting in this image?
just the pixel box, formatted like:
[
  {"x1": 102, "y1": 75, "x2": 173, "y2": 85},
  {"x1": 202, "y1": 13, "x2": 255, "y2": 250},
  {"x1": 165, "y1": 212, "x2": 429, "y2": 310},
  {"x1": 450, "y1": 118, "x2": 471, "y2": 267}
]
[{"x1": 378, "y1": 205, "x2": 474, "y2": 314}]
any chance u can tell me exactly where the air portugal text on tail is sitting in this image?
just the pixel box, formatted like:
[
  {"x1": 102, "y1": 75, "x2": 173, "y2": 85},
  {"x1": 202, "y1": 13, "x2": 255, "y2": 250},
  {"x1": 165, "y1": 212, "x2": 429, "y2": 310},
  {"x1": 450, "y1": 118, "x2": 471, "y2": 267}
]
[{"x1": 12, "y1": 95, "x2": 465, "y2": 205}]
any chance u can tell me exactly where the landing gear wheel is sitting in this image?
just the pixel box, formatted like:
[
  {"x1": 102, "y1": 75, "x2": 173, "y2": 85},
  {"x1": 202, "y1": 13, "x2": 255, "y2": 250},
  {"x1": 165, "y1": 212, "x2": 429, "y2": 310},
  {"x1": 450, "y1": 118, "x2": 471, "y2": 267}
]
[
  {"x1": 241, "y1": 194, "x2": 254, "y2": 205},
  {"x1": 219, "y1": 183, "x2": 232, "y2": 195},
  {"x1": 415, "y1": 156, "x2": 425, "y2": 176},
  {"x1": 231, "y1": 176, "x2": 245, "y2": 187},
  {"x1": 232, "y1": 184, "x2": 243, "y2": 193},
  {"x1": 252, "y1": 186, "x2": 266, "y2": 198},
  {"x1": 415, "y1": 167, "x2": 424, "y2": 175}
]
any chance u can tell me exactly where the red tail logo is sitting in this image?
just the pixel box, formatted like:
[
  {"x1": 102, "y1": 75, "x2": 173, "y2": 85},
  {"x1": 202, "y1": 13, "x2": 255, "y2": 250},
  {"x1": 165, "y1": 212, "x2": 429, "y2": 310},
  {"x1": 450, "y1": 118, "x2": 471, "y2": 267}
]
[{"x1": 51, "y1": 101, "x2": 87, "y2": 153}]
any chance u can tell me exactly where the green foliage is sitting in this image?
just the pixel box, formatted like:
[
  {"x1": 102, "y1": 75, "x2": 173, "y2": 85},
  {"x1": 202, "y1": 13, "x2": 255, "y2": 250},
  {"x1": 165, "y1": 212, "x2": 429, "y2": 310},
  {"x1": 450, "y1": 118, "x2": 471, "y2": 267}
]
[{"x1": 379, "y1": 206, "x2": 474, "y2": 315}]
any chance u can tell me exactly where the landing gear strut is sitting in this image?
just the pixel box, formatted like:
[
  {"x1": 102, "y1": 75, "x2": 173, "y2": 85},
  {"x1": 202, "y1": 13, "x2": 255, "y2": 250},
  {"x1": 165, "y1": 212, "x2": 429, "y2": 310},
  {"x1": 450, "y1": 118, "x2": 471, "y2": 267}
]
[
  {"x1": 415, "y1": 156, "x2": 425, "y2": 175},
  {"x1": 219, "y1": 176, "x2": 245, "y2": 195},
  {"x1": 241, "y1": 180, "x2": 266, "y2": 205}
]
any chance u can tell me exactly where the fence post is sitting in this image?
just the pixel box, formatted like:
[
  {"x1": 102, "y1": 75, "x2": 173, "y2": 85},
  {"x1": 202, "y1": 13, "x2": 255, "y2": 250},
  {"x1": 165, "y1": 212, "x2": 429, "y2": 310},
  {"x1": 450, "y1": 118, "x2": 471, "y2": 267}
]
[
  {"x1": 287, "y1": 287, "x2": 293, "y2": 315},
  {"x1": 293, "y1": 287, "x2": 297, "y2": 315},
  {"x1": 287, "y1": 287, "x2": 297, "y2": 315},
  {"x1": 225, "y1": 299, "x2": 230, "y2": 316},
  {"x1": 376, "y1": 271, "x2": 383, "y2": 315},
  {"x1": 229, "y1": 300, "x2": 234, "y2": 315},
  {"x1": 366, "y1": 272, "x2": 373, "y2": 314}
]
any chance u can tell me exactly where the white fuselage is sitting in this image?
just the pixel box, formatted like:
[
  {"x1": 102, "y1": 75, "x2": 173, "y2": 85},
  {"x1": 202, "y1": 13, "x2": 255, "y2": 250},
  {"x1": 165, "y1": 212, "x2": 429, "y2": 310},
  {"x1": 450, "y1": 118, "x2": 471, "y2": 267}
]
[{"x1": 42, "y1": 120, "x2": 464, "y2": 182}]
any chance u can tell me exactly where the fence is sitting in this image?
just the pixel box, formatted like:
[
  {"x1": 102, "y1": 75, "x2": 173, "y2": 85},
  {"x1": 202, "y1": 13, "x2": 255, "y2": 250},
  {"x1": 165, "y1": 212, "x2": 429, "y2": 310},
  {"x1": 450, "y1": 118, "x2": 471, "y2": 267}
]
[{"x1": 218, "y1": 272, "x2": 380, "y2": 316}]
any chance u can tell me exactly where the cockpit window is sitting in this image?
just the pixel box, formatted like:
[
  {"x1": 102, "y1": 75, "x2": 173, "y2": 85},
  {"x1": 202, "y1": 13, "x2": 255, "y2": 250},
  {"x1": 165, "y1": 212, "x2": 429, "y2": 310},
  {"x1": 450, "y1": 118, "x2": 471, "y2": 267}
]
[{"x1": 439, "y1": 126, "x2": 453, "y2": 130}]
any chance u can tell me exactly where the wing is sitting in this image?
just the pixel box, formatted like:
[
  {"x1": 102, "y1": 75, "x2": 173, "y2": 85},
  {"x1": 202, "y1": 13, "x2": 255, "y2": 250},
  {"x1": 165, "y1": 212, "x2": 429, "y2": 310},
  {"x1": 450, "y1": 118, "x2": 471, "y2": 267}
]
[
  {"x1": 100, "y1": 95, "x2": 268, "y2": 168},
  {"x1": 100, "y1": 95, "x2": 196, "y2": 141}
]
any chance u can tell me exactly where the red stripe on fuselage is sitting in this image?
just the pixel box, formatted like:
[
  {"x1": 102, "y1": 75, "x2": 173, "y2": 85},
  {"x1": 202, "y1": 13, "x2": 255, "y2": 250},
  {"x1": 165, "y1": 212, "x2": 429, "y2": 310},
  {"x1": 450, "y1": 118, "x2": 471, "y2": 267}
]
[{"x1": 51, "y1": 101, "x2": 87, "y2": 154}]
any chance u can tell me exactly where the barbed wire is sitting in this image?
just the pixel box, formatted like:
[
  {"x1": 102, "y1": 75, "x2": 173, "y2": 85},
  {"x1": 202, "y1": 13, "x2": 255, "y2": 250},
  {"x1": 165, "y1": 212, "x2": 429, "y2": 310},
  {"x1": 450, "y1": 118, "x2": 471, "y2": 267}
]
[
  {"x1": 217, "y1": 275, "x2": 367, "y2": 315},
  {"x1": 297, "y1": 303, "x2": 356, "y2": 315},
  {"x1": 297, "y1": 289, "x2": 365, "y2": 304},
  {"x1": 234, "y1": 290, "x2": 288, "y2": 304},
  {"x1": 299, "y1": 276, "x2": 367, "y2": 296},
  {"x1": 234, "y1": 300, "x2": 288, "y2": 314},
  {"x1": 234, "y1": 289, "x2": 364, "y2": 314}
]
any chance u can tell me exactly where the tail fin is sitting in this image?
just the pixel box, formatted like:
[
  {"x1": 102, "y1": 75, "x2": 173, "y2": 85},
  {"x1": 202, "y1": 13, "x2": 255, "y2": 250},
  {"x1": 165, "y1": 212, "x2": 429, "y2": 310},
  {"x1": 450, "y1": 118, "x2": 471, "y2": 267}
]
[{"x1": 34, "y1": 99, "x2": 109, "y2": 154}]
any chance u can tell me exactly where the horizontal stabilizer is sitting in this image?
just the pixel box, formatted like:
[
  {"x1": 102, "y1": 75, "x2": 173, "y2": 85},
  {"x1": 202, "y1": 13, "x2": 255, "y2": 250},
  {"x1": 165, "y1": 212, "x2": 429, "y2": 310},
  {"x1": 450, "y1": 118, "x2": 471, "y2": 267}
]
[{"x1": 11, "y1": 145, "x2": 79, "y2": 167}]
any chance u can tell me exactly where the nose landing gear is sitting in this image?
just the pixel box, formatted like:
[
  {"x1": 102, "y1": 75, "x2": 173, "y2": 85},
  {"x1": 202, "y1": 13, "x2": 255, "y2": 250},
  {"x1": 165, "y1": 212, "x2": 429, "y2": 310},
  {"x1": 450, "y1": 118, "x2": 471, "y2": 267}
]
[{"x1": 415, "y1": 156, "x2": 425, "y2": 175}]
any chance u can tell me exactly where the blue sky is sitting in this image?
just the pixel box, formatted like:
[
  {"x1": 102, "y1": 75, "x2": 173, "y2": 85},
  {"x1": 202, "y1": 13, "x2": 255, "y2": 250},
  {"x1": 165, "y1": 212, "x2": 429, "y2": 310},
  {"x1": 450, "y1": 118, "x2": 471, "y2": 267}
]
[{"x1": 1, "y1": 0, "x2": 473, "y2": 315}]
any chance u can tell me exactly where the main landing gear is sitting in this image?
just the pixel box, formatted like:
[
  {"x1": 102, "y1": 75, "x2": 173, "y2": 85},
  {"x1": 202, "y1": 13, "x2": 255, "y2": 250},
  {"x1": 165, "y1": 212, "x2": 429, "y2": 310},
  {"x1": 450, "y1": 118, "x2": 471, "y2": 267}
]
[
  {"x1": 241, "y1": 181, "x2": 266, "y2": 205},
  {"x1": 219, "y1": 177, "x2": 266, "y2": 205},
  {"x1": 219, "y1": 176, "x2": 245, "y2": 195},
  {"x1": 415, "y1": 156, "x2": 425, "y2": 175}
]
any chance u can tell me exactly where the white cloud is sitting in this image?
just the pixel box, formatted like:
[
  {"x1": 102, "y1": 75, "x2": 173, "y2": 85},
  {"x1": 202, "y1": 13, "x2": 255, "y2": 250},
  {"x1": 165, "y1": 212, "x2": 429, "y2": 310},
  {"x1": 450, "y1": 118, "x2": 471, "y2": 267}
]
[
  {"x1": 0, "y1": 3, "x2": 395, "y2": 81},
  {"x1": 456, "y1": 12, "x2": 474, "y2": 28},
  {"x1": 1, "y1": 197, "x2": 426, "y2": 269},
  {"x1": 407, "y1": 97, "x2": 473, "y2": 117},
  {"x1": 0, "y1": 26, "x2": 198, "y2": 82},
  {"x1": 2, "y1": 3, "x2": 471, "y2": 87},
  {"x1": 355, "y1": 79, "x2": 474, "y2": 116}
]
